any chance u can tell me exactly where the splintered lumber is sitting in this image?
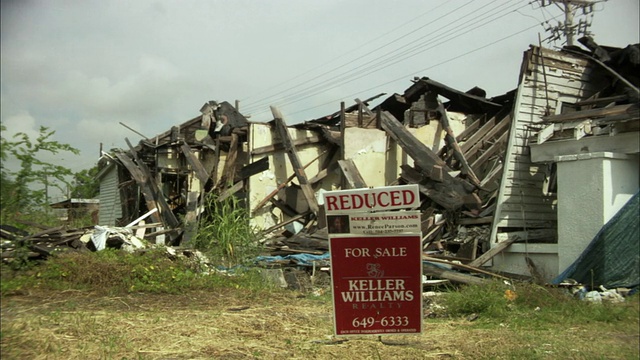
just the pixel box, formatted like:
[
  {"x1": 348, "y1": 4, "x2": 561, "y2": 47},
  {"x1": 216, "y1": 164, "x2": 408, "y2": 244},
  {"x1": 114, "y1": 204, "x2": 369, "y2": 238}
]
[
  {"x1": 436, "y1": 100, "x2": 480, "y2": 186},
  {"x1": 262, "y1": 211, "x2": 311, "y2": 235},
  {"x1": 468, "y1": 238, "x2": 518, "y2": 267},
  {"x1": 337, "y1": 159, "x2": 367, "y2": 189},
  {"x1": 218, "y1": 180, "x2": 244, "y2": 202},
  {"x1": 252, "y1": 150, "x2": 328, "y2": 213},
  {"x1": 542, "y1": 103, "x2": 639, "y2": 122},
  {"x1": 380, "y1": 111, "x2": 450, "y2": 182},
  {"x1": 235, "y1": 157, "x2": 269, "y2": 182},
  {"x1": 423, "y1": 256, "x2": 509, "y2": 280},
  {"x1": 180, "y1": 142, "x2": 210, "y2": 183},
  {"x1": 216, "y1": 133, "x2": 239, "y2": 189},
  {"x1": 271, "y1": 107, "x2": 319, "y2": 215},
  {"x1": 123, "y1": 139, "x2": 180, "y2": 229},
  {"x1": 423, "y1": 263, "x2": 488, "y2": 285},
  {"x1": 251, "y1": 134, "x2": 324, "y2": 155},
  {"x1": 115, "y1": 151, "x2": 163, "y2": 225}
]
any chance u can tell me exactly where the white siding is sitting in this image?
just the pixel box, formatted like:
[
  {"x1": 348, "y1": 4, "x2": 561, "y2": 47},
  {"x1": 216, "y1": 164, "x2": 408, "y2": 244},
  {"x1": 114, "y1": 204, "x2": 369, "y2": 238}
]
[
  {"x1": 491, "y1": 46, "x2": 598, "y2": 235},
  {"x1": 98, "y1": 165, "x2": 122, "y2": 226}
]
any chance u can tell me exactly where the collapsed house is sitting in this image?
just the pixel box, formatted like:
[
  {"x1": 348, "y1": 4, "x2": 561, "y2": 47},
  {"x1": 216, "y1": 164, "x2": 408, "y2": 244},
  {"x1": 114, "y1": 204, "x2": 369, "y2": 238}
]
[
  {"x1": 6, "y1": 37, "x2": 635, "y2": 286},
  {"x1": 88, "y1": 73, "x2": 515, "y2": 283}
]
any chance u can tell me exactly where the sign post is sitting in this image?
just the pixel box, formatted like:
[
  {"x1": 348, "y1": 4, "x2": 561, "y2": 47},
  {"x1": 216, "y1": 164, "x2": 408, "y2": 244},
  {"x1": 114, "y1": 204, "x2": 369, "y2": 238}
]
[{"x1": 323, "y1": 185, "x2": 423, "y2": 336}]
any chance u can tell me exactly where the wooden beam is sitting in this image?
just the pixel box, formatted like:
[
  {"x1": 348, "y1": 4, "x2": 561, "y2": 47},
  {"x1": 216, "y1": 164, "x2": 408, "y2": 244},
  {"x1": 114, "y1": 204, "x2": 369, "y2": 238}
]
[
  {"x1": 542, "y1": 103, "x2": 638, "y2": 122},
  {"x1": 271, "y1": 107, "x2": 319, "y2": 215},
  {"x1": 123, "y1": 140, "x2": 181, "y2": 229},
  {"x1": 337, "y1": 159, "x2": 367, "y2": 189},
  {"x1": 468, "y1": 238, "x2": 518, "y2": 267},
  {"x1": 235, "y1": 157, "x2": 269, "y2": 182},
  {"x1": 114, "y1": 152, "x2": 162, "y2": 224},
  {"x1": 379, "y1": 110, "x2": 449, "y2": 182},
  {"x1": 423, "y1": 263, "x2": 488, "y2": 285},
  {"x1": 180, "y1": 142, "x2": 210, "y2": 184},
  {"x1": 252, "y1": 150, "x2": 327, "y2": 213},
  {"x1": 437, "y1": 99, "x2": 480, "y2": 186},
  {"x1": 218, "y1": 180, "x2": 244, "y2": 202},
  {"x1": 217, "y1": 133, "x2": 239, "y2": 189},
  {"x1": 251, "y1": 134, "x2": 324, "y2": 155}
]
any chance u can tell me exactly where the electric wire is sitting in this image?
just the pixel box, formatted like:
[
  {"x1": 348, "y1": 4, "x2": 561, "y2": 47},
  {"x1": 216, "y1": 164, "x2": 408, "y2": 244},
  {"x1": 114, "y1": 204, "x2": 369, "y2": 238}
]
[
  {"x1": 285, "y1": 16, "x2": 560, "y2": 120},
  {"x1": 240, "y1": 1, "x2": 452, "y2": 104},
  {"x1": 247, "y1": 1, "x2": 534, "y2": 119},
  {"x1": 242, "y1": 1, "x2": 476, "y2": 113},
  {"x1": 243, "y1": 0, "x2": 525, "y2": 115}
]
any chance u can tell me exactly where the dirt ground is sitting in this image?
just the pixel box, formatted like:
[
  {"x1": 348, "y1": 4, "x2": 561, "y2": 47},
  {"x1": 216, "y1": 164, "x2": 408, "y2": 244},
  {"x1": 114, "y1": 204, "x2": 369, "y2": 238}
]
[{"x1": 2, "y1": 287, "x2": 639, "y2": 360}]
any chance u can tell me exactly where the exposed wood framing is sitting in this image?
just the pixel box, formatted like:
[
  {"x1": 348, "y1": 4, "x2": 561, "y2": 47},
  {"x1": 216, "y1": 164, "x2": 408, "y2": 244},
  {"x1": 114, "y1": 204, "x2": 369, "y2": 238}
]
[
  {"x1": 271, "y1": 107, "x2": 320, "y2": 215},
  {"x1": 338, "y1": 159, "x2": 367, "y2": 189}
]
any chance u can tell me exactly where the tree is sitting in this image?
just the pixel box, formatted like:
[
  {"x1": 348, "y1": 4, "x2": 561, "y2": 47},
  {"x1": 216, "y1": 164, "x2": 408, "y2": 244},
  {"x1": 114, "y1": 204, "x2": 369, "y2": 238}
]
[
  {"x1": 1, "y1": 124, "x2": 80, "y2": 225},
  {"x1": 70, "y1": 165, "x2": 100, "y2": 199}
]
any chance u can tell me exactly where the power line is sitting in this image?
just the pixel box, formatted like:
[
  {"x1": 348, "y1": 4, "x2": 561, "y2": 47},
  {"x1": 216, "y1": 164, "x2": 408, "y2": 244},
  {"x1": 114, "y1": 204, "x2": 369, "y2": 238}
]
[
  {"x1": 247, "y1": 1, "x2": 530, "y2": 118},
  {"x1": 286, "y1": 18, "x2": 557, "y2": 120},
  {"x1": 242, "y1": 1, "x2": 478, "y2": 113},
  {"x1": 240, "y1": 2, "x2": 452, "y2": 104}
]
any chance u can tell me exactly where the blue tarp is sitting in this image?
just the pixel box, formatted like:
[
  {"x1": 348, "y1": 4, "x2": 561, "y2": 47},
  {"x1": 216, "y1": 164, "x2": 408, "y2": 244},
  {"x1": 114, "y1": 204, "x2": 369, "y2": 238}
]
[
  {"x1": 552, "y1": 190, "x2": 640, "y2": 289},
  {"x1": 255, "y1": 253, "x2": 330, "y2": 266}
]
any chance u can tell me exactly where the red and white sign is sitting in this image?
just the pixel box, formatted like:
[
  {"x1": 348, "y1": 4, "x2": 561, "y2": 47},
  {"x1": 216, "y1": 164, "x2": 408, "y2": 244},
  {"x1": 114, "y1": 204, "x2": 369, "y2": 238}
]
[
  {"x1": 329, "y1": 235, "x2": 423, "y2": 335},
  {"x1": 323, "y1": 184, "x2": 420, "y2": 213},
  {"x1": 324, "y1": 185, "x2": 423, "y2": 336}
]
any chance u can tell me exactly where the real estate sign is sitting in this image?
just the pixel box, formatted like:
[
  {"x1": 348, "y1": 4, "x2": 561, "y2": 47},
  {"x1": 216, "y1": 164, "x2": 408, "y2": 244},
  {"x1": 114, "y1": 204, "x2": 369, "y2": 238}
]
[{"x1": 324, "y1": 185, "x2": 423, "y2": 336}]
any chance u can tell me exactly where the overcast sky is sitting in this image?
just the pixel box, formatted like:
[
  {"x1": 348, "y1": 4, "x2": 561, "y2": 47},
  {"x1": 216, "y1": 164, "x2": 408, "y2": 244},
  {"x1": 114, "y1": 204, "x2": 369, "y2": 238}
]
[{"x1": 1, "y1": 0, "x2": 639, "y2": 199}]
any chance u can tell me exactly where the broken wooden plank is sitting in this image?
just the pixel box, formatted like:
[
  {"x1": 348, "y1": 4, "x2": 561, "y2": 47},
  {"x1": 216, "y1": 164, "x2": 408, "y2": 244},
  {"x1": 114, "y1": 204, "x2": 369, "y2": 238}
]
[
  {"x1": 218, "y1": 180, "x2": 244, "y2": 203},
  {"x1": 542, "y1": 103, "x2": 638, "y2": 123},
  {"x1": 235, "y1": 157, "x2": 269, "y2": 182},
  {"x1": 436, "y1": 99, "x2": 480, "y2": 186},
  {"x1": 114, "y1": 151, "x2": 163, "y2": 225},
  {"x1": 262, "y1": 211, "x2": 311, "y2": 235},
  {"x1": 124, "y1": 139, "x2": 180, "y2": 230},
  {"x1": 216, "y1": 133, "x2": 239, "y2": 189},
  {"x1": 423, "y1": 256, "x2": 509, "y2": 280},
  {"x1": 337, "y1": 159, "x2": 367, "y2": 189},
  {"x1": 211, "y1": 137, "x2": 221, "y2": 187},
  {"x1": 380, "y1": 110, "x2": 449, "y2": 182},
  {"x1": 251, "y1": 134, "x2": 324, "y2": 155},
  {"x1": 469, "y1": 130, "x2": 509, "y2": 175},
  {"x1": 180, "y1": 142, "x2": 210, "y2": 184},
  {"x1": 462, "y1": 113, "x2": 511, "y2": 161},
  {"x1": 271, "y1": 107, "x2": 319, "y2": 215},
  {"x1": 400, "y1": 164, "x2": 475, "y2": 210},
  {"x1": 468, "y1": 237, "x2": 518, "y2": 267},
  {"x1": 458, "y1": 216, "x2": 493, "y2": 225},
  {"x1": 423, "y1": 263, "x2": 488, "y2": 285},
  {"x1": 252, "y1": 150, "x2": 328, "y2": 213}
]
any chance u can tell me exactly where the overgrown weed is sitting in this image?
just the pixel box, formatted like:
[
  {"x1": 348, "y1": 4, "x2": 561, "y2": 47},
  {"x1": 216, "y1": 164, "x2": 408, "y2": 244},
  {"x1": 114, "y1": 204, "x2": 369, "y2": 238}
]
[{"x1": 192, "y1": 193, "x2": 262, "y2": 267}]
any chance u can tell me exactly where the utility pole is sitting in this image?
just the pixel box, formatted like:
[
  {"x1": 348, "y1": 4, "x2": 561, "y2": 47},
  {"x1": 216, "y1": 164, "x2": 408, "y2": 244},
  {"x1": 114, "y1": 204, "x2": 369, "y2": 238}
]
[{"x1": 540, "y1": 0, "x2": 599, "y2": 46}]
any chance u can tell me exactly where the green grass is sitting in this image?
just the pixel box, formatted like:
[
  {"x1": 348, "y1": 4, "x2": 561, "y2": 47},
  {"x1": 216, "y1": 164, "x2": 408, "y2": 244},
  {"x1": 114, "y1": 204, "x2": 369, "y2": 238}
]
[
  {"x1": 443, "y1": 280, "x2": 639, "y2": 326},
  {"x1": 1, "y1": 248, "x2": 271, "y2": 296}
]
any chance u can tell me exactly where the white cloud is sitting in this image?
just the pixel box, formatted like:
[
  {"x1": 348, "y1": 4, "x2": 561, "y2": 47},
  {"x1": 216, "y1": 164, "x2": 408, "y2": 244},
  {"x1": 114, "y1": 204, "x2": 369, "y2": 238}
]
[{"x1": 2, "y1": 111, "x2": 39, "y2": 139}]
